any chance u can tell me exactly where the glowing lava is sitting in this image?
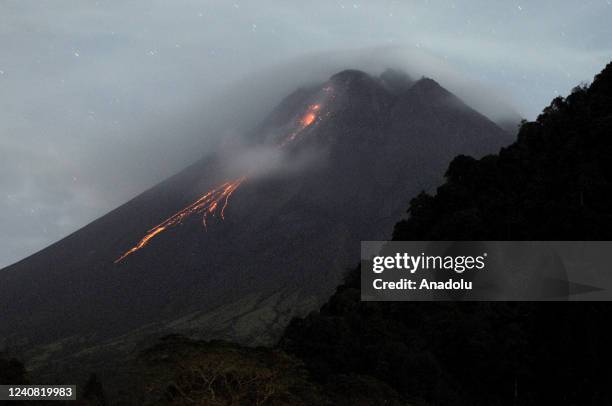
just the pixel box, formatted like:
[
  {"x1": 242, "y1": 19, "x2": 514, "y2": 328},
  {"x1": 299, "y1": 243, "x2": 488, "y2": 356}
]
[
  {"x1": 281, "y1": 103, "x2": 322, "y2": 146},
  {"x1": 115, "y1": 177, "x2": 245, "y2": 263},
  {"x1": 301, "y1": 104, "x2": 319, "y2": 127},
  {"x1": 115, "y1": 90, "x2": 332, "y2": 263}
]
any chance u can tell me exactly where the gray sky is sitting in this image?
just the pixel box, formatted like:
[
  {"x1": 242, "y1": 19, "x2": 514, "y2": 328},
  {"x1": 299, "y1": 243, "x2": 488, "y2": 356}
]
[{"x1": 1, "y1": 0, "x2": 611, "y2": 268}]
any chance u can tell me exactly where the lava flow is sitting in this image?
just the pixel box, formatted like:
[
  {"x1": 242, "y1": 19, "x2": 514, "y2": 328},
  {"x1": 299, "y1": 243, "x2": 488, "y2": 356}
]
[
  {"x1": 115, "y1": 177, "x2": 245, "y2": 263},
  {"x1": 280, "y1": 103, "x2": 321, "y2": 146},
  {"x1": 115, "y1": 88, "x2": 331, "y2": 263}
]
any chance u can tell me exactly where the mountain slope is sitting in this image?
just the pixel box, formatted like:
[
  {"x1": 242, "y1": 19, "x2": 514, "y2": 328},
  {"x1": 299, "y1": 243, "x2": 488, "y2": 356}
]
[
  {"x1": 0, "y1": 69, "x2": 511, "y2": 380},
  {"x1": 281, "y1": 62, "x2": 612, "y2": 405}
]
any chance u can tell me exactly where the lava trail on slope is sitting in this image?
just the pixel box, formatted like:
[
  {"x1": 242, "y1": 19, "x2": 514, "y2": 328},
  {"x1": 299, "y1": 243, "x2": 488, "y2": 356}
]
[
  {"x1": 115, "y1": 90, "x2": 332, "y2": 263},
  {"x1": 114, "y1": 177, "x2": 245, "y2": 263}
]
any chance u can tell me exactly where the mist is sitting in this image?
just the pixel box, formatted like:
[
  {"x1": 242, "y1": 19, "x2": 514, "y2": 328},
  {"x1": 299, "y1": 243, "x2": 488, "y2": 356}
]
[{"x1": 1, "y1": 0, "x2": 610, "y2": 267}]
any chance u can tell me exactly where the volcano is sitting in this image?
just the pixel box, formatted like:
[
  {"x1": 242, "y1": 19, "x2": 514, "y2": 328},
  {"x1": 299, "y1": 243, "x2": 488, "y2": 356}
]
[{"x1": 0, "y1": 69, "x2": 512, "y2": 378}]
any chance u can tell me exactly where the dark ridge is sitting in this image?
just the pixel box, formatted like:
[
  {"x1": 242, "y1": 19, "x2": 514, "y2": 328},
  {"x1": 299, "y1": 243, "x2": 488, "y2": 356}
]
[
  {"x1": 329, "y1": 68, "x2": 372, "y2": 83},
  {"x1": 379, "y1": 68, "x2": 414, "y2": 94},
  {"x1": 327, "y1": 69, "x2": 389, "y2": 101},
  {"x1": 410, "y1": 76, "x2": 451, "y2": 97}
]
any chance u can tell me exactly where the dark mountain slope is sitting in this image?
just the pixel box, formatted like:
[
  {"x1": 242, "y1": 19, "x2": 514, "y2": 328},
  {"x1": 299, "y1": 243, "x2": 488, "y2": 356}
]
[
  {"x1": 0, "y1": 69, "x2": 511, "y2": 382},
  {"x1": 281, "y1": 62, "x2": 612, "y2": 405}
]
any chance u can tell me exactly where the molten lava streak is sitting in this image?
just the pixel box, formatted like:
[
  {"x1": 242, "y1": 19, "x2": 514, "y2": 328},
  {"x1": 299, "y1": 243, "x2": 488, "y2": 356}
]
[
  {"x1": 281, "y1": 103, "x2": 321, "y2": 146},
  {"x1": 115, "y1": 177, "x2": 245, "y2": 263},
  {"x1": 301, "y1": 104, "x2": 319, "y2": 127},
  {"x1": 115, "y1": 93, "x2": 330, "y2": 263}
]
